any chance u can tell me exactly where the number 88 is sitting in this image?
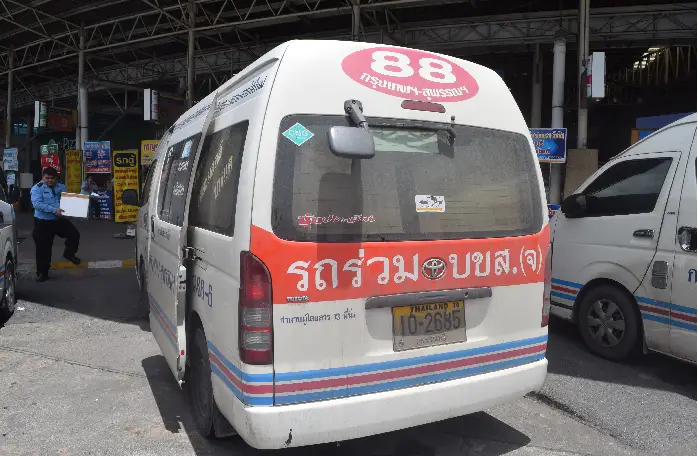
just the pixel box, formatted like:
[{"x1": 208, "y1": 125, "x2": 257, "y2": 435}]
[{"x1": 370, "y1": 51, "x2": 457, "y2": 84}]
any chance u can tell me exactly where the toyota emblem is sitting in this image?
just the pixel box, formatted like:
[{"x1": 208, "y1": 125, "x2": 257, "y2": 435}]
[{"x1": 422, "y1": 257, "x2": 447, "y2": 280}]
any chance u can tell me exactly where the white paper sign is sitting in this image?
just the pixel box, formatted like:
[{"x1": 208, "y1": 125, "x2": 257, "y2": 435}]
[
  {"x1": 415, "y1": 195, "x2": 446, "y2": 213},
  {"x1": 59, "y1": 193, "x2": 90, "y2": 218}
]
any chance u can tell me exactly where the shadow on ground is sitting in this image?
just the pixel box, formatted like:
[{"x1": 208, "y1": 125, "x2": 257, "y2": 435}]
[
  {"x1": 141, "y1": 354, "x2": 531, "y2": 456},
  {"x1": 547, "y1": 317, "x2": 697, "y2": 400}
]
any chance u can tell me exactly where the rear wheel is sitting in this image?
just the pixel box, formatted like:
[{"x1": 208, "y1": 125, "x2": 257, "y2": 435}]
[
  {"x1": 189, "y1": 327, "x2": 216, "y2": 438},
  {"x1": 0, "y1": 258, "x2": 17, "y2": 320},
  {"x1": 138, "y1": 261, "x2": 149, "y2": 320},
  {"x1": 577, "y1": 284, "x2": 641, "y2": 361}
]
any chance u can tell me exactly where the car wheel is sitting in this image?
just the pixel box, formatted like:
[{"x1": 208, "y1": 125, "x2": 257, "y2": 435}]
[
  {"x1": 0, "y1": 258, "x2": 17, "y2": 320},
  {"x1": 138, "y1": 262, "x2": 150, "y2": 320},
  {"x1": 577, "y1": 284, "x2": 641, "y2": 361},
  {"x1": 189, "y1": 327, "x2": 216, "y2": 438}
]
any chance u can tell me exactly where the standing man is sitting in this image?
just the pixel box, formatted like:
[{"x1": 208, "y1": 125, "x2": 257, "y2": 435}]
[{"x1": 30, "y1": 167, "x2": 81, "y2": 282}]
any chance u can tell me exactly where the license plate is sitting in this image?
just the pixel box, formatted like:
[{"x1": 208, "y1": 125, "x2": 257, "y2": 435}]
[{"x1": 392, "y1": 301, "x2": 466, "y2": 352}]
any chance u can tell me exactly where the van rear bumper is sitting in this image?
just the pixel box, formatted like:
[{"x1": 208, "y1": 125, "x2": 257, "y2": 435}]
[{"x1": 234, "y1": 358, "x2": 547, "y2": 449}]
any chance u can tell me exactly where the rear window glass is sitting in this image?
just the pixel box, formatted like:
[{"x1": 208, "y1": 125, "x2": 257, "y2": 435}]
[{"x1": 272, "y1": 115, "x2": 543, "y2": 242}]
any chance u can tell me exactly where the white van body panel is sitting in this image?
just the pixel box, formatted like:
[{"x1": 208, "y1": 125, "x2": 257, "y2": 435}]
[
  {"x1": 138, "y1": 40, "x2": 551, "y2": 449},
  {"x1": 550, "y1": 114, "x2": 697, "y2": 362}
]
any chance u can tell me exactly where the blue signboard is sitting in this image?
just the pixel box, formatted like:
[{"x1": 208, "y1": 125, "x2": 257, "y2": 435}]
[
  {"x1": 84, "y1": 141, "x2": 112, "y2": 174},
  {"x1": 530, "y1": 128, "x2": 567, "y2": 163},
  {"x1": 547, "y1": 204, "x2": 561, "y2": 220},
  {"x1": 94, "y1": 191, "x2": 113, "y2": 220}
]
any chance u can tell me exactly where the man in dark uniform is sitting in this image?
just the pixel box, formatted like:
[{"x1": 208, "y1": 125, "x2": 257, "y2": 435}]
[{"x1": 30, "y1": 167, "x2": 81, "y2": 282}]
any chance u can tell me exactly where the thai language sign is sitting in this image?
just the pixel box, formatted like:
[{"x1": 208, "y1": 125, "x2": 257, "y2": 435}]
[
  {"x1": 65, "y1": 149, "x2": 82, "y2": 194},
  {"x1": 40, "y1": 143, "x2": 61, "y2": 173},
  {"x1": 140, "y1": 140, "x2": 159, "y2": 166},
  {"x1": 84, "y1": 141, "x2": 111, "y2": 173},
  {"x1": 2, "y1": 147, "x2": 18, "y2": 171},
  {"x1": 530, "y1": 128, "x2": 567, "y2": 163},
  {"x1": 112, "y1": 150, "x2": 139, "y2": 223}
]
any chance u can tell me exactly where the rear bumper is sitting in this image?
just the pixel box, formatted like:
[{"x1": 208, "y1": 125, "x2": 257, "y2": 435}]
[{"x1": 233, "y1": 358, "x2": 547, "y2": 449}]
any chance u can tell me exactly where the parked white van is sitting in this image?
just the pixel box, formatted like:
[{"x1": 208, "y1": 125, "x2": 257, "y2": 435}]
[
  {"x1": 123, "y1": 40, "x2": 552, "y2": 449},
  {"x1": 0, "y1": 170, "x2": 18, "y2": 321},
  {"x1": 550, "y1": 114, "x2": 696, "y2": 363}
]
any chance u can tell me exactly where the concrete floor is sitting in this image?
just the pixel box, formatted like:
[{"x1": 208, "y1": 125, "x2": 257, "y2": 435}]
[{"x1": 0, "y1": 267, "x2": 695, "y2": 456}]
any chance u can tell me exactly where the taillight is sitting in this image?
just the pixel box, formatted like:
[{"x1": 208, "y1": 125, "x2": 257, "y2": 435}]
[
  {"x1": 239, "y1": 252, "x2": 273, "y2": 365},
  {"x1": 542, "y1": 242, "x2": 552, "y2": 327}
]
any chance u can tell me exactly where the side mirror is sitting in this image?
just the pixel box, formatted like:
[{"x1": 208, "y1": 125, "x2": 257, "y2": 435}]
[
  {"x1": 327, "y1": 126, "x2": 375, "y2": 159},
  {"x1": 561, "y1": 193, "x2": 587, "y2": 218},
  {"x1": 121, "y1": 189, "x2": 139, "y2": 206}
]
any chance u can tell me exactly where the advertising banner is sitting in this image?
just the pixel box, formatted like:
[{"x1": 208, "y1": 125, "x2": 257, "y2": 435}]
[
  {"x1": 84, "y1": 141, "x2": 112, "y2": 174},
  {"x1": 530, "y1": 128, "x2": 567, "y2": 163},
  {"x1": 94, "y1": 192, "x2": 113, "y2": 220},
  {"x1": 112, "y1": 150, "x2": 139, "y2": 223},
  {"x1": 65, "y1": 149, "x2": 82, "y2": 194},
  {"x1": 40, "y1": 143, "x2": 61, "y2": 173},
  {"x1": 3, "y1": 147, "x2": 18, "y2": 171},
  {"x1": 140, "y1": 140, "x2": 159, "y2": 166},
  {"x1": 47, "y1": 106, "x2": 76, "y2": 132}
]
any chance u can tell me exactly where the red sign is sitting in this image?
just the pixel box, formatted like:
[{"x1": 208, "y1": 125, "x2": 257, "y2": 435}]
[
  {"x1": 41, "y1": 153, "x2": 61, "y2": 173},
  {"x1": 251, "y1": 224, "x2": 549, "y2": 305},
  {"x1": 342, "y1": 47, "x2": 479, "y2": 103}
]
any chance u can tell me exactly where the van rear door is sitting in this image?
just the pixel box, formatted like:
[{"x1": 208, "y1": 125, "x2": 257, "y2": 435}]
[{"x1": 251, "y1": 115, "x2": 549, "y2": 405}]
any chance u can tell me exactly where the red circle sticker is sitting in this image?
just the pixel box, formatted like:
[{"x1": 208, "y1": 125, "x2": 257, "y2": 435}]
[{"x1": 341, "y1": 47, "x2": 479, "y2": 103}]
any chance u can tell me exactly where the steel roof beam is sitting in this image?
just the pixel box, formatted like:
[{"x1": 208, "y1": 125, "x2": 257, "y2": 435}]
[{"x1": 1, "y1": 4, "x2": 695, "y2": 107}]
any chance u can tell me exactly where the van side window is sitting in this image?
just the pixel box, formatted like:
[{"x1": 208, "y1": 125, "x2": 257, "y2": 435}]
[
  {"x1": 159, "y1": 134, "x2": 202, "y2": 225},
  {"x1": 140, "y1": 161, "x2": 157, "y2": 207},
  {"x1": 190, "y1": 121, "x2": 249, "y2": 236},
  {"x1": 582, "y1": 157, "x2": 672, "y2": 217}
]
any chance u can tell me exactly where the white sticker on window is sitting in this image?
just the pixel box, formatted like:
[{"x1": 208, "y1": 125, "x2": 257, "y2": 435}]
[{"x1": 415, "y1": 195, "x2": 445, "y2": 213}]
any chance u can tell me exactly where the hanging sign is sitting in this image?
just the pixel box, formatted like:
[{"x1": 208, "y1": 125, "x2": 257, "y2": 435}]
[
  {"x1": 84, "y1": 141, "x2": 112, "y2": 173},
  {"x1": 341, "y1": 47, "x2": 479, "y2": 103},
  {"x1": 34, "y1": 101, "x2": 47, "y2": 128},
  {"x1": 140, "y1": 140, "x2": 159, "y2": 166},
  {"x1": 530, "y1": 128, "x2": 567, "y2": 163},
  {"x1": 144, "y1": 89, "x2": 159, "y2": 121},
  {"x1": 40, "y1": 143, "x2": 61, "y2": 172},
  {"x1": 3, "y1": 147, "x2": 18, "y2": 171},
  {"x1": 65, "y1": 149, "x2": 82, "y2": 194},
  {"x1": 112, "y1": 150, "x2": 139, "y2": 223}
]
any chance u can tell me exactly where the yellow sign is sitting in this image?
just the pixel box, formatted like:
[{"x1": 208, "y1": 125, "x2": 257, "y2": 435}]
[
  {"x1": 112, "y1": 150, "x2": 139, "y2": 223},
  {"x1": 65, "y1": 149, "x2": 82, "y2": 194},
  {"x1": 140, "y1": 140, "x2": 159, "y2": 166}
]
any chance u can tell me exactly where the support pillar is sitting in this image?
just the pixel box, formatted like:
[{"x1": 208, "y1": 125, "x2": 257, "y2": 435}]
[
  {"x1": 77, "y1": 27, "x2": 88, "y2": 151},
  {"x1": 576, "y1": 0, "x2": 590, "y2": 150},
  {"x1": 187, "y1": 0, "x2": 196, "y2": 109},
  {"x1": 530, "y1": 43, "x2": 543, "y2": 128},
  {"x1": 352, "y1": 1, "x2": 361, "y2": 41},
  {"x1": 4, "y1": 48, "x2": 13, "y2": 152},
  {"x1": 549, "y1": 30, "x2": 566, "y2": 205}
]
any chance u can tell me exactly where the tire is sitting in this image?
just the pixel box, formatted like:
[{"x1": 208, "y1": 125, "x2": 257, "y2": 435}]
[
  {"x1": 189, "y1": 327, "x2": 217, "y2": 438},
  {"x1": 138, "y1": 262, "x2": 150, "y2": 320},
  {"x1": 577, "y1": 284, "x2": 641, "y2": 361},
  {"x1": 0, "y1": 258, "x2": 17, "y2": 321}
]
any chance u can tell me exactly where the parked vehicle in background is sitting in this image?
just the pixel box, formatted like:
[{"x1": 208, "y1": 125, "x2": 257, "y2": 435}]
[
  {"x1": 0, "y1": 166, "x2": 18, "y2": 320},
  {"x1": 123, "y1": 39, "x2": 551, "y2": 449},
  {"x1": 550, "y1": 114, "x2": 696, "y2": 363}
]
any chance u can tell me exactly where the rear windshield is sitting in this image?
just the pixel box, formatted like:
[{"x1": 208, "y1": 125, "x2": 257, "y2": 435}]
[{"x1": 272, "y1": 115, "x2": 543, "y2": 243}]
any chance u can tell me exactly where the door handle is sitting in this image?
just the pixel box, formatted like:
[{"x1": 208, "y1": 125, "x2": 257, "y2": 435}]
[
  {"x1": 633, "y1": 229, "x2": 654, "y2": 238},
  {"x1": 150, "y1": 215, "x2": 155, "y2": 233}
]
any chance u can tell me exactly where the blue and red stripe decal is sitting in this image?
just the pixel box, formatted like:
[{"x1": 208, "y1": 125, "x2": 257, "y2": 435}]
[
  {"x1": 551, "y1": 278, "x2": 696, "y2": 332},
  {"x1": 149, "y1": 294, "x2": 177, "y2": 349},
  {"x1": 637, "y1": 296, "x2": 696, "y2": 332},
  {"x1": 208, "y1": 335, "x2": 546, "y2": 407},
  {"x1": 551, "y1": 278, "x2": 580, "y2": 308},
  {"x1": 208, "y1": 342, "x2": 274, "y2": 406},
  {"x1": 273, "y1": 335, "x2": 547, "y2": 405}
]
